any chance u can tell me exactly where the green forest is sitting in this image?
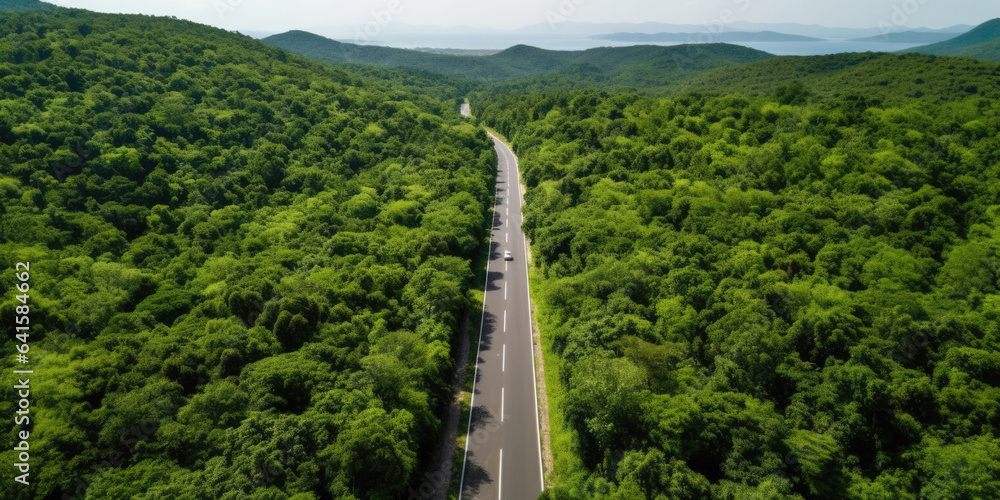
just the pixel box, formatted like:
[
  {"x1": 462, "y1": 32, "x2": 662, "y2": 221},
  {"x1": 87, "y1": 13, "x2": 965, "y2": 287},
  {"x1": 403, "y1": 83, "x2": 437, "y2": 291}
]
[
  {"x1": 262, "y1": 31, "x2": 773, "y2": 93},
  {"x1": 0, "y1": 8, "x2": 496, "y2": 500},
  {"x1": 3, "y1": 3, "x2": 1000, "y2": 500},
  {"x1": 473, "y1": 84, "x2": 1000, "y2": 498}
]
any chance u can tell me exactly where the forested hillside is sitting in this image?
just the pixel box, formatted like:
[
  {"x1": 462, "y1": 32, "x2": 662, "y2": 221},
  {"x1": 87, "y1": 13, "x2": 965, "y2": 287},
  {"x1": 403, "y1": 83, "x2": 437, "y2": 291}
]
[
  {"x1": 0, "y1": 8, "x2": 495, "y2": 500},
  {"x1": 0, "y1": 0, "x2": 52, "y2": 13},
  {"x1": 475, "y1": 88, "x2": 1000, "y2": 498},
  {"x1": 263, "y1": 30, "x2": 774, "y2": 89},
  {"x1": 261, "y1": 30, "x2": 515, "y2": 80},
  {"x1": 675, "y1": 52, "x2": 1000, "y2": 103},
  {"x1": 901, "y1": 18, "x2": 1000, "y2": 62},
  {"x1": 271, "y1": 30, "x2": 1000, "y2": 102}
]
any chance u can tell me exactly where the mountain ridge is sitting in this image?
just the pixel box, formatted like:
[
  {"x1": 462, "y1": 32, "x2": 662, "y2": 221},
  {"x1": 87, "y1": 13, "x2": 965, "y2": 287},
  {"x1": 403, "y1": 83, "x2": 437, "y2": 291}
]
[
  {"x1": 592, "y1": 31, "x2": 824, "y2": 43},
  {"x1": 850, "y1": 30, "x2": 970, "y2": 44},
  {"x1": 262, "y1": 30, "x2": 775, "y2": 83},
  {"x1": 900, "y1": 18, "x2": 1000, "y2": 61}
]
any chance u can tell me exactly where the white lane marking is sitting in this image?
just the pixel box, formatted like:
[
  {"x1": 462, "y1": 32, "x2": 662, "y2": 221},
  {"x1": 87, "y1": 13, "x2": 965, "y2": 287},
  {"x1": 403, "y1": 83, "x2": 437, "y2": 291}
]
[
  {"x1": 503, "y1": 344, "x2": 506, "y2": 372},
  {"x1": 503, "y1": 310, "x2": 506, "y2": 332},
  {"x1": 506, "y1": 219, "x2": 509, "y2": 227},
  {"x1": 501, "y1": 387, "x2": 505, "y2": 422},
  {"x1": 499, "y1": 449, "x2": 503, "y2": 500},
  {"x1": 488, "y1": 133, "x2": 544, "y2": 494},
  {"x1": 507, "y1": 207, "x2": 509, "y2": 216},
  {"x1": 506, "y1": 233, "x2": 508, "y2": 243},
  {"x1": 505, "y1": 282, "x2": 507, "y2": 300},
  {"x1": 459, "y1": 134, "x2": 502, "y2": 500}
]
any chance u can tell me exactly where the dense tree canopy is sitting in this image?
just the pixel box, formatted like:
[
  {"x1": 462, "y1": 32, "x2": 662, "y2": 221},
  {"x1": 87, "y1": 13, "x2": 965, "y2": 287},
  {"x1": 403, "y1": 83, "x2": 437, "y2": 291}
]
[
  {"x1": 475, "y1": 87, "x2": 1000, "y2": 499},
  {"x1": 4, "y1": 4, "x2": 1000, "y2": 500},
  {"x1": 0, "y1": 8, "x2": 495, "y2": 500}
]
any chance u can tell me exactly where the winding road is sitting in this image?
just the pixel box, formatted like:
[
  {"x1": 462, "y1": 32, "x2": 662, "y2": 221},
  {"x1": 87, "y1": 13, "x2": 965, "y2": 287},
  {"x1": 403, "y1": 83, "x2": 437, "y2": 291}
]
[{"x1": 457, "y1": 132, "x2": 544, "y2": 499}]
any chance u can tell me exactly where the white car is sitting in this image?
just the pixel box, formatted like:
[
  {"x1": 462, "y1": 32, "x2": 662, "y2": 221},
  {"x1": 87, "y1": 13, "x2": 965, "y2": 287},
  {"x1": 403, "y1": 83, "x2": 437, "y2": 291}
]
[{"x1": 504, "y1": 250, "x2": 513, "y2": 261}]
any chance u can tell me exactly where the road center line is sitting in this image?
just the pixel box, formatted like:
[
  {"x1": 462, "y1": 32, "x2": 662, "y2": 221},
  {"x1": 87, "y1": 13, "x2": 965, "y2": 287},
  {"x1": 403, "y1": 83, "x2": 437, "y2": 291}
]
[
  {"x1": 501, "y1": 387, "x2": 505, "y2": 422},
  {"x1": 499, "y1": 449, "x2": 503, "y2": 500},
  {"x1": 459, "y1": 137, "x2": 503, "y2": 500},
  {"x1": 503, "y1": 310, "x2": 506, "y2": 332},
  {"x1": 503, "y1": 344, "x2": 506, "y2": 371}
]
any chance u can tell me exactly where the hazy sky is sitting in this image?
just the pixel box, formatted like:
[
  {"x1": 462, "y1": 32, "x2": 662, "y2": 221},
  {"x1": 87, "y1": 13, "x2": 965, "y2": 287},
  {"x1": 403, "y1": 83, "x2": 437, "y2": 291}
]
[{"x1": 46, "y1": 0, "x2": 993, "y2": 32}]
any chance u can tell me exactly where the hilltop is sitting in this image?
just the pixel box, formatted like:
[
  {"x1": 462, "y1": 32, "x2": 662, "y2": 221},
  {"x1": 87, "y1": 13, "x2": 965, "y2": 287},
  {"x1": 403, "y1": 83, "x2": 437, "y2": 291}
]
[
  {"x1": 262, "y1": 30, "x2": 774, "y2": 84},
  {"x1": 901, "y1": 18, "x2": 1000, "y2": 62},
  {"x1": 0, "y1": 0, "x2": 53, "y2": 11},
  {"x1": 264, "y1": 29, "x2": 1000, "y2": 101},
  {"x1": 261, "y1": 30, "x2": 514, "y2": 79}
]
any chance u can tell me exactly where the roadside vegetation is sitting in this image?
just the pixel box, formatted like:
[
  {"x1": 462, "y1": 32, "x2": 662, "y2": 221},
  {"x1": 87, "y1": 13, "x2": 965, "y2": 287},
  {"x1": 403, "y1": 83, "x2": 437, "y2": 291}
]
[{"x1": 476, "y1": 86, "x2": 1000, "y2": 499}]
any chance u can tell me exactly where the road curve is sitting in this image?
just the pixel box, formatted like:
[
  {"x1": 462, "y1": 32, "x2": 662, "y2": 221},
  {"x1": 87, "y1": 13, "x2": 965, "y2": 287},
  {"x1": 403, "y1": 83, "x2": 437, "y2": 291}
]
[{"x1": 458, "y1": 133, "x2": 544, "y2": 499}]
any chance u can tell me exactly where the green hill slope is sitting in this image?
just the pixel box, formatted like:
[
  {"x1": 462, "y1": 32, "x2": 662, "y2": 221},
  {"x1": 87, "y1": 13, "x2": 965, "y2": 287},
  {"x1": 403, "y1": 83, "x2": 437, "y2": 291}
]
[
  {"x1": 673, "y1": 51, "x2": 1000, "y2": 104},
  {"x1": 262, "y1": 30, "x2": 774, "y2": 85},
  {"x1": 0, "y1": 0, "x2": 53, "y2": 12},
  {"x1": 0, "y1": 8, "x2": 495, "y2": 500},
  {"x1": 261, "y1": 30, "x2": 516, "y2": 79},
  {"x1": 900, "y1": 18, "x2": 1000, "y2": 62}
]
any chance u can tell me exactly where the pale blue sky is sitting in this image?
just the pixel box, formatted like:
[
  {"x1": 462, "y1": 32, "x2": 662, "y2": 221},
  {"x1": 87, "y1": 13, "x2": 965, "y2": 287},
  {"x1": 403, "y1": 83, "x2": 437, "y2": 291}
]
[{"x1": 45, "y1": 0, "x2": 993, "y2": 32}]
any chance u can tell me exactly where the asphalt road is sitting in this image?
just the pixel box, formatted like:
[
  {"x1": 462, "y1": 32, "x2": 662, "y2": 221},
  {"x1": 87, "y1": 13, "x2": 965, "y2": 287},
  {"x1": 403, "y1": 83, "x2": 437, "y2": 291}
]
[{"x1": 458, "y1": 133, "x2": 544, "y2": 499}]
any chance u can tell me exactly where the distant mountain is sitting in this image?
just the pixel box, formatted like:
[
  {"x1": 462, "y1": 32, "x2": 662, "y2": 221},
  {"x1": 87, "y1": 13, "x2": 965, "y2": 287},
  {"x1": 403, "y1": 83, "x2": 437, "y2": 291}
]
[
  {"x1": 900, "y1": 18, "x2": 1000, "y2": 62},
  {"x1": 263, "y1": 30, "x2": 774, "y2": 84},
  {"x1": 593, "y1": 31, "x2": 824, "y2": 43},
  {"x1": 414, "y1": 48, "x2": 501, "y2": 56},
  {"x1": 851, "y1": 31, "x2": 969, "y2": 44},
  {"x1": 299, "y1": 21, "x2": 976, "y2": 43},
  {"x1": 237, "y1": 30, "x2": 275, "y2": 39},
  {"x1": 909, "y1": 24, "x2": 975, "y2": 33},
  {"x1": 304, "y1": 22, "x2": 505, "y2": 39},
  {"x1": 517, "y1": 21, "x2": 716, "y2": 36},
  {"x1": 519, "y1": 21, "x2": 966, "y2": 39},
  {"x1": 0, "y1": 0, "x2": 54, "y2": 11},
  {"x1": 262, "y1": 30, "x2": 514, "y2": 79}
]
